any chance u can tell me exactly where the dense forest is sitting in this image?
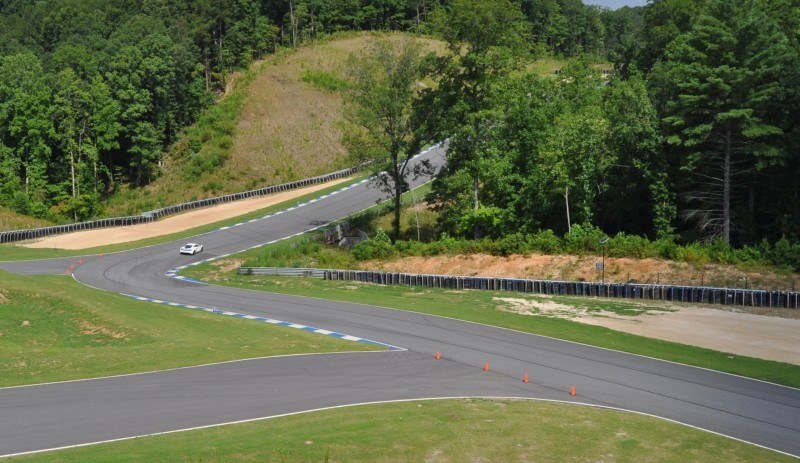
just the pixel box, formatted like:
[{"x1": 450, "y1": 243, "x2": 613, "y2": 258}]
[
  {"x1": 408, "y1": 0, "x2": 799, "y2": 250},
  {"x1": 0, "y1": 0, "x2": 798, "y2": 252}
]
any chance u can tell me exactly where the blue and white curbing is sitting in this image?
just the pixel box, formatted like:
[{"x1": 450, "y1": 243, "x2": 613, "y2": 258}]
[
  {"x1": 150, "y1": 147, "x2": 446, "y2": 352},
  {"x1": 121, "y1": 293, "x2": 404, "y2": 351}
]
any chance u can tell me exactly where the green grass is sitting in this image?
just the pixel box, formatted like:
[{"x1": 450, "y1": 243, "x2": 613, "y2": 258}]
[
  {"x1": 0, "y1": 206, "x2": 54, "y2": 232},
  {"x1": 0, "y1": 173, "x2": 369, "y2": 262},
  {"x1": 528, "y1": 55, "x2": 570, "y2": 75},
  {"x1": 301, "y1": 69, "x2": 351, "y2": 92},
  {"x1": 0, "y1": 271, "x2": 377, "y2": 387},
  {"x1": 181, "y1": 265, "x2": 800, "y2": 388},
  {"x1": 9, "y1": 399, "x2": 793, "y2": 462}
]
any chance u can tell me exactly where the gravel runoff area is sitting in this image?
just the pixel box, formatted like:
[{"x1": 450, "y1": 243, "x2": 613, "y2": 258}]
[{"x1": 18, "y1": 178, "x2": 799, "y2": 366}]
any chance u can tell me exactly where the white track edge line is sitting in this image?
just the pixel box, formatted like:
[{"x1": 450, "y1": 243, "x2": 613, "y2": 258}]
[{"x1": 1, "y1": 396, "x2": 795, "y2": 459}]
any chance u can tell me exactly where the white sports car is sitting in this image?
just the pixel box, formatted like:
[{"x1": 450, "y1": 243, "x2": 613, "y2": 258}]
[{"x1": 179, "y1": 243, "x2": 204, "y2": 255}]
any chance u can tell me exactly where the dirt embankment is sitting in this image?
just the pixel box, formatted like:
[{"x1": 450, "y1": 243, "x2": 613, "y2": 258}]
[{"x1": 369, "y1": 253, "x2": 799, "y2": 291}]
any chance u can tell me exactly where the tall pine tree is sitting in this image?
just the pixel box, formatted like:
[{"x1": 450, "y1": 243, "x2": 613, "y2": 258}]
[{"x1": 661, "y1": 0, "x2": 792, "y2": 244}]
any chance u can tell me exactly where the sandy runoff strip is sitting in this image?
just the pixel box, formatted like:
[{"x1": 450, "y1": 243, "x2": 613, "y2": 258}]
[
  {"x1": 23, "y1": 177, "x2": 353, "y2": 250},
  {"x1": 496, "y1": 296, "x2": 800, "y2": 366}
]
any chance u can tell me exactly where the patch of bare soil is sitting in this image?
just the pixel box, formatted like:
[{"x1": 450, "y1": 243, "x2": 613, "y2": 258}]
[
  {"x1": 494, "y1": 296, "x2": 800, "y2": 365},
  {"x1": 371, "y1": 254, "x2": 799, "y2": 291},
  {"x1": 22, "y1": 177, "x2": 351, "y2": 250},
  {"x1": 80, "y1": 322, "x2": 129, "y2": 340},
  {"x1": 371, "y1": 254, "x2": 800, "y2": 365}
]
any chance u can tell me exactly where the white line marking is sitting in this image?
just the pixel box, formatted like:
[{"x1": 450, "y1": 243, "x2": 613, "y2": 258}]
[{"x1": 1, "y1": 396, "x2": 794, "y2": 459}]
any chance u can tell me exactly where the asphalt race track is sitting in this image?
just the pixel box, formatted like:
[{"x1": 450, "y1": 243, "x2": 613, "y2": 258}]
[{"x1": 1, "y1": 145, "x2": 799, "y2": 458}]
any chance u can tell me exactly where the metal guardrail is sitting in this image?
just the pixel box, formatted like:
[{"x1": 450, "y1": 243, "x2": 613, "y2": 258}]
[
  {"x1": 238, "y1": 267, "x2": 327, "y2": 278},
  {"x1": 0, "y1": 165, "x2": 363, "y2": 244},
  {"x1": 239, "y1": 267, "x2": 799, "y2": 309}
]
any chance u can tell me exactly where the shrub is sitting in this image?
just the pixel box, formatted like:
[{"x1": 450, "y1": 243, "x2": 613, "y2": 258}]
[
  {"x1": 529, "y1": 229, "x2": 562, "y2": 254},
  {"x1": 768, "y1": 237, "x2": 800, "y2": 270},
  {"x1": 675, "y1": 242, "x2": 710, "y2": 264},
  {"x1": 352, "y1": 228, "x2": 396, "y2": 260},
  {"x1": 495, "y1": 233, "x2": 530, "y2": 256},
  {"x1": 731, "y1": 245, "x2": 762, "y2": 266},
  {"x1": 607, "y1": 233, "x2": 653, "y2": 259},
  {"x1": 11, "y1": 191, "x2": 30, "y2": 215},
  {"x1": 707, "y1": 239, "x2": 734, "y2": 264},
  {"x1": 653, "y1": 238, "x2": 679, "y2": 260},
  {"x1": 563, "y1": 223, "x2": 606, "y2": 254}
]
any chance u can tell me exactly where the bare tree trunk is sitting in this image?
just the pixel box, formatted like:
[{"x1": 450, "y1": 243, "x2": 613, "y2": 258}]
[
  {"x1": 473, "y1": 173, "x2": 479, "y2": 210},
  {"x1": 472, "y1": 170, "x2": 481, "y2": 240},
  {"x1": 723, "y1": 123, "x2": 731, "y2": 244},
  {"x1": 288, "y1": 0, "x2": 297, "y2": 49},
  {"x1": 70, "y1": 149, "x2": 77, "y2": 222},
  {"x1": 564, "y1": 185, "x2": 571, "y2": 233},
  {"x1": 394, "y1": 177, "x2": 402, "y2": 242}
]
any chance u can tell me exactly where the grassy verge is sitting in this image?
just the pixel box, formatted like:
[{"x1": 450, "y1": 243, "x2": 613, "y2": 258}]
[
  {"x1": 0, "y1": 207, "x2": 54, "y2": 232},
  {"x1": 0, "y1": 173, "x2": 368, "y2": 262},
  {"x1": 9, "y1": 399, "x2": 793, "y2": 462},
  {"x1": 0, "y1": 271, "x2": 377, "y2": 387},
  {"x1": 183, "y1": 259, "x2": 800, "y2": 388}
]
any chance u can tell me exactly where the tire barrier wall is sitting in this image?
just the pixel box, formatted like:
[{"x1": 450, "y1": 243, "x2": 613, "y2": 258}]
[
  {"x1": 305, "y1": 269, "x2": 798, "y2": 309},
  {"x1": 0, "y1": 165, "x2": 364, "y2": 244}
]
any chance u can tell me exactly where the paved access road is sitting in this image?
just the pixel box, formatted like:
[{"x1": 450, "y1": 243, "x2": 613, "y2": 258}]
[{"x1": 1, "y1": 145, "x2": 799, "y2": 458}]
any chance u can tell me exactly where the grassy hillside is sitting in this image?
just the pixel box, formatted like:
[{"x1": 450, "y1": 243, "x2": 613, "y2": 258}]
[
  {"x1": 101, "y1": 33, "x2": 444, "y2": 218},
  {"x1": 0, "y1": 207, "x2": 54, "y2": 231}
]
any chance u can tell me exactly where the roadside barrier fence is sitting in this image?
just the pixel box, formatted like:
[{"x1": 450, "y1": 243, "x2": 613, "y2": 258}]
[
  {"x1": 237, "y1": 267, "x2": 800, "y2": 309},
  {"x1": 0, "y1": 165, "x2": 363, "y2": 244}
]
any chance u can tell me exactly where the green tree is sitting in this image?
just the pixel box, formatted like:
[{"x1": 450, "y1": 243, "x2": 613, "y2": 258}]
[
  {"x1": 640, "y1": 0, "x2": 705, "y2": 72},
  {"x1": 0, "y1": 52, "x2": 54, "y2": 217},
  {"x1": 344, "y1": 39, "x2": 427, "y2": 242},
  {"x1": 602, "y1": 75, "x2": 674, "y2": 238},
  {"x1": 660, "y1": 0, "x2": 792, "y2": 244},
  {"x1": 423, "y1": 0, "x2": 529, "y2": 238}
]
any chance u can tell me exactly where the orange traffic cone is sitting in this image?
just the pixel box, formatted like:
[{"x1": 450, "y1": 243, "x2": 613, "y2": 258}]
[
  {"x1": 570, "y1": 386, "x2": 576, "y2": 396},
  {"x1": 523, "y1": 373, "x2": 529, "y2": 383},
  {"x1": 483, "y1": 361, "x2": 489, "y2": 372},
  {"x1": 435, "y1": 351, "x2": 441, "y2": 360},
  {"x1": 78, "y1": 259, "x2": 84, "y2": 265}
]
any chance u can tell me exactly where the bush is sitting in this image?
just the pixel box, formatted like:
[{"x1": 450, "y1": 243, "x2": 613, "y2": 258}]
[
  {"x1": 394, "y1": 239, "x2": 427, "y2": 256},
  {"x1": 768, "y1": 237, "x2": 800, "y2": 270},
  {"x1": 653, "y1": 238, "x2": 679, "y2": 260},
  {"x1": 495, "y1": 233, "x2": 531, "y2": 256},
  {"x1": 11, "y1": 191, "x2": 30, "y2": 215},
  {"x1": 607, "y1": 233, "x2": 653, "y2": 259},
  {"x1": 675, "y1": 242, "x2": 710, "y2": 264},
  {"x1": 352, "y1": 229, "x2": 396, "y2": 260},
  {"x1": 563, "y1": 223, "x2": 606, "y2": 254},
  {"x1": 529, "y1": 229, "x2": 562, "y2": 254}
]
